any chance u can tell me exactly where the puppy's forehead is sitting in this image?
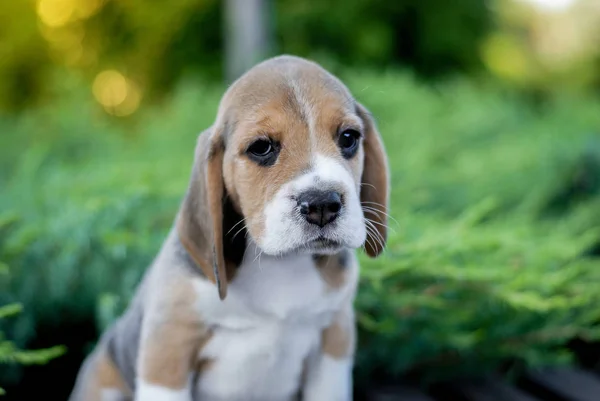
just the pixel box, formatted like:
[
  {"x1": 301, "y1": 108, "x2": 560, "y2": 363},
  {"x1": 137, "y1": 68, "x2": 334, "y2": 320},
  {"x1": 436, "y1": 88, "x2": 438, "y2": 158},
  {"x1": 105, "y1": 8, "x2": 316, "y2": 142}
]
[{"x1": 218, "y1": 56, "x2": 358, "y2": 138}]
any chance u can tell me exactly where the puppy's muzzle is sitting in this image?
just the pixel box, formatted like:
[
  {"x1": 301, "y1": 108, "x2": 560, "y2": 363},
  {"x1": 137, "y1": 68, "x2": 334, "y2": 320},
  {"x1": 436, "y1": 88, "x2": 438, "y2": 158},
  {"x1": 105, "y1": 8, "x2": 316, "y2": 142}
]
[{"x1": 297, "y1": 190, "x2": 343, "y2": 228}]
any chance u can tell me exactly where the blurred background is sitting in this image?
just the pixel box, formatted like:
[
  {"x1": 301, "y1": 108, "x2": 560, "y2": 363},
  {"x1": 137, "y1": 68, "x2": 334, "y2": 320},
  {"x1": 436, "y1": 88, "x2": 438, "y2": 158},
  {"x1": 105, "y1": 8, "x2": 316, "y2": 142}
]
[{"x1": 1, "y1": 0, "x2": 600, "y2": 399}]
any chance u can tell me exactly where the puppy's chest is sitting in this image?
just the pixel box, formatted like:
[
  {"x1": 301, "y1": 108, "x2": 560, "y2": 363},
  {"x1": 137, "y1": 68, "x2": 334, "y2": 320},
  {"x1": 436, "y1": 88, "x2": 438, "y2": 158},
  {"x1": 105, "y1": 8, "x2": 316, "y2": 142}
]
[
  {"x1": 194, "y1": 320, "x2": 319, "y2": 401},
  {"x1": 191, "y1": 253, "x2": 354, "y2": 400}
]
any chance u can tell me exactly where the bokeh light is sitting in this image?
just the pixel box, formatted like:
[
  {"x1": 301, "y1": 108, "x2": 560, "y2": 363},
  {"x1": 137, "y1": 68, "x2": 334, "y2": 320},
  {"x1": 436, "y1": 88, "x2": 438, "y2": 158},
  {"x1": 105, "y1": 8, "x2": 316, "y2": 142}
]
[
  {"x1": 481, "y1": 34, "x2": 531, "y2": 83},
  {"x1": 518, "y1": 0, "x2": 577, "y2": 12},
  {"x1": 37, "y1": 0, "x2": 75, "y2": 28},
  {"x1": 75, "y1": 0, "x2": 105, "y2": 19},
  {"x1": 37, "y1": 0, "x2": 105, "y2": 27},
  {"x1": 92, "y1": 70, "x2": 141, "y2": 117}
]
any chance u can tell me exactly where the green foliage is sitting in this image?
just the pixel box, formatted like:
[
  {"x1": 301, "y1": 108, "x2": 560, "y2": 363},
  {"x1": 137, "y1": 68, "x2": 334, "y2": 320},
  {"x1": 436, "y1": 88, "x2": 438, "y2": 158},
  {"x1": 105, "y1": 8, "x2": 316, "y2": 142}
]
[
  {"x1": 347, "y1": 71, "x2": 600, "y2": 382},
  {"x1": 275, "y1": 0, "x2": 491, "y2": 74},
  {"x1": 0, "y1": 266, "x2": 65, "y2": 395},
  {"x1": 0, "y1": 1, "x2": 50, "y2": 112},
  {"x1": 0, "y1": 0, "x2": 492, "y2": 112},
  {"x1": 1, "y1": 70, "x2": 600, "y2": 396}
]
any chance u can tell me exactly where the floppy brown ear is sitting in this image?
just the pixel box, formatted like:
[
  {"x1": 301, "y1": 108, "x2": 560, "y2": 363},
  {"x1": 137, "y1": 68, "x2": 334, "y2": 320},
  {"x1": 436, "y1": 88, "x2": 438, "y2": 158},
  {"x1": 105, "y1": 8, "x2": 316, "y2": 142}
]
[
  {"x1": 177, "y1": 127, "x2": 230, "y2": 300},
  {"x1": 356, "y1": 102, "x2": 390, "y2": 258}
]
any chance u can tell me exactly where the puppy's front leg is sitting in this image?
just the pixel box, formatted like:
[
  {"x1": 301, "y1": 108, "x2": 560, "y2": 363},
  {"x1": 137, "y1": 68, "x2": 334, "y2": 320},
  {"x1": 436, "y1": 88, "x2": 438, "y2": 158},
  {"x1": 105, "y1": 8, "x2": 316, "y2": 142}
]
[
  {"x1": 135, "y1": 282, "x2": 209, "y2": 401},
  {"x1": 302, "y1": 305, "x2": 355, "y2": 401}
]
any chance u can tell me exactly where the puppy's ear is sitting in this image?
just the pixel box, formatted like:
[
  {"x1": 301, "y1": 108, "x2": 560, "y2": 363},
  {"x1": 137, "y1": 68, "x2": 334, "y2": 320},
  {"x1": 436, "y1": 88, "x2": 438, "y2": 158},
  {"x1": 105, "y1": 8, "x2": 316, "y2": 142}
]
[
  {"x1": 356, "y1": 102, "x2": 390, "y2": 258},
  {"x1": 177, "y1": 127, "x2": 231, "y2": 300}
]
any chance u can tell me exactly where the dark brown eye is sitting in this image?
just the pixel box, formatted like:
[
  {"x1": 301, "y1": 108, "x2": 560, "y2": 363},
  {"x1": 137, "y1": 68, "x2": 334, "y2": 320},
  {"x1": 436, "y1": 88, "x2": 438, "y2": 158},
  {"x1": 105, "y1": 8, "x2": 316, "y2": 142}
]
[
  {"x1": 338, "y1": 129, "x2": 360, "y2": 158},
  {"x1": 248, "y1": 140, "x2": 272, "y2": 157},
  {"x1": 246, "y1": 138, "x2": 279, "y2": 166}
]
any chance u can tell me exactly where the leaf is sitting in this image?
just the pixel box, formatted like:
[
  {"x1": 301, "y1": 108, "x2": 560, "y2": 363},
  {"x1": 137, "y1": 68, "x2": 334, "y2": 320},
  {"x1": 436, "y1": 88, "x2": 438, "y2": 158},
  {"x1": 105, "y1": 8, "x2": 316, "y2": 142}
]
[{"x1": 0, "y1": 303, "x2": 22, "y2": 319}]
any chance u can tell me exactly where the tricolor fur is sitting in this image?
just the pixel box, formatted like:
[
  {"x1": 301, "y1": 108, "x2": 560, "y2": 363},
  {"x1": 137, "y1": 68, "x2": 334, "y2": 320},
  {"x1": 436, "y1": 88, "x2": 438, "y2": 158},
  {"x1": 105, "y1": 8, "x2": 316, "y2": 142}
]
[{"x1": 68, "y1": 55, "x2": 390, "y2": 401}]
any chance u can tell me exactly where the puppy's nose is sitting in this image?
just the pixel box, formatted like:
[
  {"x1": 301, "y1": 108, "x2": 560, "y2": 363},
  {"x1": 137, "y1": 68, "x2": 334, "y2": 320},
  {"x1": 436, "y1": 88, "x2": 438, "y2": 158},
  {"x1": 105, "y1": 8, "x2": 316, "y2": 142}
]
[{"x1": 297, "y1": 190, "x2": 342, "y2": 227}]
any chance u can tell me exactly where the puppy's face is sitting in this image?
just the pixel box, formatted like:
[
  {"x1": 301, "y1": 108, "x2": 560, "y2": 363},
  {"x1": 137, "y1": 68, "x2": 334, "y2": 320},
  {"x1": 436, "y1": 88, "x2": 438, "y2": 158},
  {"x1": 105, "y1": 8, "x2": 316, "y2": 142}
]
[
  {"x1": 219, "y1": 58, "x2": 373, "y2": 256},
  {"x1": 178, "y1": 56, "x2": 388, "y2": 298}
]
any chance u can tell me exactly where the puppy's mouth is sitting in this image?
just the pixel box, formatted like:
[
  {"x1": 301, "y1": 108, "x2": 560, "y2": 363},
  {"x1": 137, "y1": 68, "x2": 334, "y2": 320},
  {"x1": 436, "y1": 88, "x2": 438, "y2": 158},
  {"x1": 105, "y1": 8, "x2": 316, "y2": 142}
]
[
  {"x1": 311, "y1": 236, "x2": 340, "y2": 247},
  {"x1": 304, "y1": 236, "x2": 343, "y2": 253}
]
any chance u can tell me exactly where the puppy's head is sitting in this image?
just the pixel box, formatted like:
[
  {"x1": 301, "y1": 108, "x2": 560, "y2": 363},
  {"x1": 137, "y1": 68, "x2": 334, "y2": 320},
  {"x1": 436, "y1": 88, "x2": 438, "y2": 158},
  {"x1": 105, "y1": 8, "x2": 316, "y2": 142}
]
[{"x1": 178, "y1": 55, "x2": 389, "y2": 299}]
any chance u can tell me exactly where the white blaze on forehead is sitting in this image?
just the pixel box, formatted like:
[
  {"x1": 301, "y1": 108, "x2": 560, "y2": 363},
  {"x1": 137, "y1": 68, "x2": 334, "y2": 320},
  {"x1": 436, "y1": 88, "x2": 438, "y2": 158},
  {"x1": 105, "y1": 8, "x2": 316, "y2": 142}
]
[
  {"x1": 287, "y1": 77, "x2": 358, "y2": 145},
  {"x1": 289, "y1": 78, "x2": 316, "y2": 134}
]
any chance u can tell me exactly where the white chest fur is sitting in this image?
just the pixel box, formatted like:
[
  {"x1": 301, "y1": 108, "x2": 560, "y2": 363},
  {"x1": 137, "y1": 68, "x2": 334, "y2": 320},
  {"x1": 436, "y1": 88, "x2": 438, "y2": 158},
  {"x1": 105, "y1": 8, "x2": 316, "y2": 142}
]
[{"x1": 191, "y1": 245, "x2": 357, "y2": 401}]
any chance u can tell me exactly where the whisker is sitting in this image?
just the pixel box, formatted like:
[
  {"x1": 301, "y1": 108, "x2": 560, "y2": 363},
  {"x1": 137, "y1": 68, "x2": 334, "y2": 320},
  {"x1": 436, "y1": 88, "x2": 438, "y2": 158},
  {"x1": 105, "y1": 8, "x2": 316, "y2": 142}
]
[
  {"x1": 364, "y1": 222, "x2": 379, "y2": 243},
  {"x1": 232, "y1": 225, "x2": 248, "y2": 241},
  {"x1": 365, "y1": 230, "x2": 380, "y2": 253},
  {"x1": 361, "y1": 204, "x2": 392, "y2": 216},
  {"x1": 363, "y1": 231, "x2": 376, "y2": 253},
  {"x1": 366, "y1": 229, "x2": 384, "y2": 253},
  {"x1": 362, "y1": 223, "x2": 382, "y2": 253},
  {"x1": 365, "y1": 216, "x2": 396, "y2": 234},
  {"x1": 365, "y1": 216, "x2": 387, "y2": 228},
  {"x1": 226, "y1": 218, "x2": 247, "y2": 236},
  {"x1": 253, "y1": 248, "x2": 264, "y2": 265},
  {"x1": 364, "y1": 221, "x2": 385, "y2": 251},
  {"x1": 361, "y1": 200, "x2": 386, "y2": 207},
  {"x1": 369, "y1": 219, "x2": 386, "y2": 241},
  {"x1": 362, "y1": 205, "x2": 399, "y2": 226},
  {"x1": 363, "y1": 208, "x2": 397, "y2": 226},
  {"x1": 368, "y1": 230, "x2": 385, "y2": 253},
  {"x1": 361, "y1": 202, "x2": 394, "y2": 215},
  {"x1": 361, "y1": 204, "x2": 388, "y2": 212}
]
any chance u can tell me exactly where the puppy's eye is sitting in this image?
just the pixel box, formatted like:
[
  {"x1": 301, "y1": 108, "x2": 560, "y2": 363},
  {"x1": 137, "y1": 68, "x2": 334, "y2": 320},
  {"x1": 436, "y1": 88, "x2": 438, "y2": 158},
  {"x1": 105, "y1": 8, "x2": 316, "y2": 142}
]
[
  {"x1": 246, "y1": 138, "x2": 279, "y2": 166},
  {"x1": 248, "y1": 140, "x2": 272, "y2": 156},
  {"x1": 338, "y1": 129, "x2": 361, "y2": 158}
]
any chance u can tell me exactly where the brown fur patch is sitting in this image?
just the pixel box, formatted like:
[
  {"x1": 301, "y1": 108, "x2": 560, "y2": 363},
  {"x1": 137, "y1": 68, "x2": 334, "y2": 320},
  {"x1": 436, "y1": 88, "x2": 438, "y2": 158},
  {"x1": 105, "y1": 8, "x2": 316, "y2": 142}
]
[
  {"x1": 142, "y1": 326, "x2": 211, "y2": 389},
  {"x1": 321, "y1": 307, "x2": 355, "y2": 359},
  {"x1": 139, "y1": 280, "x2": 212, "y2": 390},
  {"x1": 321, "y1": 321, "x2": 350, "y2": 359},
  {"x1": 193, "y1": 333, "x2": 215, "y2": 373},
  {"x1": 80, "y1": 350, "x2": 131, "y2": 401},
  {"x1": 313, "y1": 250, "x2": 350, "y2": 289},
  {"x1": 356, "y1": 103, "x2": 390, "y2": 257},
  {"x1": 96, "y1": 351, "x2": 130, "y2": 391}
]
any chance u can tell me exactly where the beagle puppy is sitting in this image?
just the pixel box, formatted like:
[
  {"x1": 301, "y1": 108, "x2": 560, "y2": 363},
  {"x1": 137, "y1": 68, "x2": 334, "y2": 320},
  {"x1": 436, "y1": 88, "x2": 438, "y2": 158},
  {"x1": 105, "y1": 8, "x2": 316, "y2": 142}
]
[{"x1": 68, "y1": 55, "x2": 389, "y2": 401}]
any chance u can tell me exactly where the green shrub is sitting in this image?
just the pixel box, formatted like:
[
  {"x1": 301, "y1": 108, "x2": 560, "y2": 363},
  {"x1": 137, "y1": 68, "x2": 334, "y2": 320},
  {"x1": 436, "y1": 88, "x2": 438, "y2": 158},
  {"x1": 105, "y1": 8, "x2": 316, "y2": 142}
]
[
  {"x1": 0, "y1": 70, "x2": 599, "y2": 396},
  {"x1": 0, "y1": 265, "x2": 65, "y2": 395}
]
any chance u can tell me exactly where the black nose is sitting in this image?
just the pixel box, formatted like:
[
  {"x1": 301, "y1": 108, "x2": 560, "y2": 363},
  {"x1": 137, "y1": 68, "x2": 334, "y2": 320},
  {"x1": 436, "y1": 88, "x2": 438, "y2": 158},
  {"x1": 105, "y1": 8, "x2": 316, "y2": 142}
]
[{"x1": 297, "y1": 190, "x2": 342, "y2": 227}]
